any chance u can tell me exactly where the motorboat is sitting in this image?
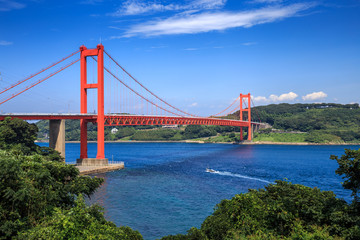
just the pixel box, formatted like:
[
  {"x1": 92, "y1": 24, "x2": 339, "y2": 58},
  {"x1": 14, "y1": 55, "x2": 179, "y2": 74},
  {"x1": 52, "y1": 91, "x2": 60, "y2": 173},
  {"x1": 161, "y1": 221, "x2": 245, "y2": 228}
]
[{"x1": 206, "y1": 168, "x2": 215, "y2": 173}]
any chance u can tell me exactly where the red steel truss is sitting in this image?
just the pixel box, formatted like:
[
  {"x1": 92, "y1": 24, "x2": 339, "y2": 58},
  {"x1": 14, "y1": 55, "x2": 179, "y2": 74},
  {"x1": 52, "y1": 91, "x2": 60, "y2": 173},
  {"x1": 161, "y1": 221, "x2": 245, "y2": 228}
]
[
  {"x1": 0, "y1": 114, "x2": 257, "y2": 128},
  {"x1": 104, "y1": 115, "x2": 253, "y2": 127}
]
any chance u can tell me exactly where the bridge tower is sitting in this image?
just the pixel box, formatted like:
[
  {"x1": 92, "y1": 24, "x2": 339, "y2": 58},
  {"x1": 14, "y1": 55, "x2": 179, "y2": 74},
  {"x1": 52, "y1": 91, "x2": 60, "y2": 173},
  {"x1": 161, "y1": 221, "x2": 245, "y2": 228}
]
[
  {"x1": 78, "y1": 44, "x2": 107, "y2": 164},
  {"x1": 239, "y1": 93, "x2": 251, "y2": 141}
]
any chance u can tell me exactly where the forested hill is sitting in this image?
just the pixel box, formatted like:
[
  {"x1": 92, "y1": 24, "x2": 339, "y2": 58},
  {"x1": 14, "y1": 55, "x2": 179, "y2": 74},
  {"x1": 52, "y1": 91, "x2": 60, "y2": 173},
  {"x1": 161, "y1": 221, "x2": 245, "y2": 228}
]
[{"x1": 230, "y1": 103, "x2": 360, "y2": 143}]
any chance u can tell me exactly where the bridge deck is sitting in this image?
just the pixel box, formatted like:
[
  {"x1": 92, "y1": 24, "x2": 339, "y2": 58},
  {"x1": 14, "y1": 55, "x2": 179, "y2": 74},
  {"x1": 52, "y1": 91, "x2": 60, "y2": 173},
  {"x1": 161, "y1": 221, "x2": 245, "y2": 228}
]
[
  {"x1": 0, "y1": 113, "x2": 97, "y2": 120},
  {"x1": 0, "y1": 113, "x2": 260, "y2": 127}
]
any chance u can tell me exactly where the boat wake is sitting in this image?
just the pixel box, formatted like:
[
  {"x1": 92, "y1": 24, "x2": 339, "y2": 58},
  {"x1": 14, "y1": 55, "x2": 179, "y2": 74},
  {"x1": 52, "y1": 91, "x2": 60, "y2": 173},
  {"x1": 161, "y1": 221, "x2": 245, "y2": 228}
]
[{"x1": 206, "y1": 169, "x2": 270, "y2": 184}]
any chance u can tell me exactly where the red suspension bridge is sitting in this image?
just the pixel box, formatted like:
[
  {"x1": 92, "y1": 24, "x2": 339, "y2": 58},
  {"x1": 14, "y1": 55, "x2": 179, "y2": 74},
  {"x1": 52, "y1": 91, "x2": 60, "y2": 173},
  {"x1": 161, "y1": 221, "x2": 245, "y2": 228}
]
[{"x1": 0, "y1": 44, "x2": 261, "y2": 162}]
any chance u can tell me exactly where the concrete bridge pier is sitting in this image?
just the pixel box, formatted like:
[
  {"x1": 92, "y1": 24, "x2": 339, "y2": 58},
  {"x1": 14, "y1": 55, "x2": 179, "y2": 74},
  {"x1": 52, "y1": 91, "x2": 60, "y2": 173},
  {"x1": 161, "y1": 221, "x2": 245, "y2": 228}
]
[{"x1": 49, "y1": 119, "x2": 65, "y2": 160}]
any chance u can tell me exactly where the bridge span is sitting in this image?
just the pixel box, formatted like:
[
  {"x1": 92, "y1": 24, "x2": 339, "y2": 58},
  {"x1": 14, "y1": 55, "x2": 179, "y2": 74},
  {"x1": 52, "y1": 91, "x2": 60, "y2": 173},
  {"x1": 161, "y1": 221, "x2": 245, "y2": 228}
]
[{"x1": 0, "y1": 44, "x2": 261, "y2": 165}]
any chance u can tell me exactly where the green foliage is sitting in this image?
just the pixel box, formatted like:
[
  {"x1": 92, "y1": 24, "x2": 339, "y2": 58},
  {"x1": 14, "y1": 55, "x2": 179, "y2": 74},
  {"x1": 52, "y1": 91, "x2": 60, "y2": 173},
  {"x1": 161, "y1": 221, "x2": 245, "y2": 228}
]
[
  {"x1": 115, "y1": 127, "x2": 136, "y2": 139},
  {"x1": 305, "y1": 131, "x2": 343, "y2": 143},
  {"x1": 0, "y1": 118, "x2": 64, "y2": 161},
  {"x1": 253, "y1": 132, "x2": 307, "y2": 143},
  {"x1": 162, "y1": 180, "x2": 360, "y2": 239},
  {"x1": 17, "y1": 195, "x2": 143, "y2": 240},
  {"x1": 203, "y1": 133, "x2": 240, "y2": 143},
  {"x1": 331, "y1": 149, "x2": 360, "y2": 202},
  {"x1": 131, "y1": 129, "x2": 180, "y2": 141},
  {"x1": 0, "y1": 118, "x2": 142, "y2": 239},
  {"x1": 0, "y1": 150, "x2": 104, "y2": 238},
  {"x1": 160, "y1": 227, "x2": 206, "y2": 240},
  {"x1": 0, "y1": 117, "x2": 38, "y2": 154},
  {"x1": 184, "y1": 125, "x2": 217, "y2": 139}
]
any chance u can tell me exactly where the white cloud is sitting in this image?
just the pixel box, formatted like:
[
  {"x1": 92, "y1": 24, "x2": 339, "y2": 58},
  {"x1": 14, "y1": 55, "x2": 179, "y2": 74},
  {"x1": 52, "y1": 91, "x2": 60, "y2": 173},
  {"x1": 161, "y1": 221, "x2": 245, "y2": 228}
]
[
  {"x1": 302, "y1": 91, "x2": 327, "y2": 101},
  {"x1": 252, "y1": 96, "x2": 268, "y2": 102},
  {"x1": 189, "y1": 102, "x2": 198, "y2": 107},
  {"x1": 121, "y1": 3, "x2": 312, "y2": 37},
  {"x1": 0, "y1": 0, "x2": 25, "y2": 11},
  {"x1": 0, "y1": 40, "x2": 13, "y2": 46},
  {"x1": 252, "y1": 92, "x2": 298, "y2": 103},
  {"x1": 113, "y1": 0, "x2": 226, "y2": 16},
  {"x1": 193, "y1": 0, "x2": 227, "y2": 9},
  {"x1": 269, "y1": 92, "x2": 298, "y2": 102},
  {"x1": 184, "y1": 48, "x2": 198, "y2": 51}
]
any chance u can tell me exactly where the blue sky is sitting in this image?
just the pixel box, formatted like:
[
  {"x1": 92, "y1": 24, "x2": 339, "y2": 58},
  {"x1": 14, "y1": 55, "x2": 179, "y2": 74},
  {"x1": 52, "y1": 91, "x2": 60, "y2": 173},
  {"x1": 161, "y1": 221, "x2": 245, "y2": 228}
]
[{"x1": 0, "y1": 0, "x2": 359, "y2": 116}]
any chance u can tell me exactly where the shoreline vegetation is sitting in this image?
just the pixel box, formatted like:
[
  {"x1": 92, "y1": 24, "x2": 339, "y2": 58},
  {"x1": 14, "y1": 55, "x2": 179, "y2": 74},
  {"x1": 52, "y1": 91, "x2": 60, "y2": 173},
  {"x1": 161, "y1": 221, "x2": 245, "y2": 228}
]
[{"x1": 1, "y1": 116, "x2": 360, "y2": 239}]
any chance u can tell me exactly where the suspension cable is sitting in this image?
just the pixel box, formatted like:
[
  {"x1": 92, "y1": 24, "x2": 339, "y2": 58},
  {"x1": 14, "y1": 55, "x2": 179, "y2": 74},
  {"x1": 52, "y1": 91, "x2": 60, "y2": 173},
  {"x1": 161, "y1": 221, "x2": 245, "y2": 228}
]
[
  {"x1": 93, "y1": 57, "x2": 183, "y2": 117},
  {"x1": 104, "y1": 50, "x2": 196, "y2": 117},
  {"x1": 219, "y1": 105, "x2": 239, "y2": 118},
  {"x1": 0, "y1": 50, "x2": 80, "y2": 95},
  {"x1": 0, "y1": 58, "x2": 80, "y2": 106},
  {"x1": 211, "y1": 96, "x2": 240, "y2": 117}
]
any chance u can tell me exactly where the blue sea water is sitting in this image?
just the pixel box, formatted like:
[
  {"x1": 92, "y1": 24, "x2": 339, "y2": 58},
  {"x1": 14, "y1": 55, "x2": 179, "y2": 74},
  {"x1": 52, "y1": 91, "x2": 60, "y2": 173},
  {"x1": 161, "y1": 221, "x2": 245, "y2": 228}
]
[{"x1": 38, "y1": 142, "x2": 359, "y2": 240}]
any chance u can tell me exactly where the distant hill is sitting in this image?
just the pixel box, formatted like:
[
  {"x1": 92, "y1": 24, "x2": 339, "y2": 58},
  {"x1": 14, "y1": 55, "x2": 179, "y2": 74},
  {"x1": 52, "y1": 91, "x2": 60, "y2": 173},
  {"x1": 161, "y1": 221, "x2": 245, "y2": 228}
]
[{"x1": 229, "y1": 103, "x2": 360, "y2": 143}]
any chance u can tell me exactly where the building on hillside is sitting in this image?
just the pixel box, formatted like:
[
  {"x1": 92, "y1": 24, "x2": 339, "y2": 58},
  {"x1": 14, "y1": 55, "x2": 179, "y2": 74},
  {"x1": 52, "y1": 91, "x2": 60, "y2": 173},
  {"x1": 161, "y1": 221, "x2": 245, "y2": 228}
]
[
  {"x1": 111, "y1": 128, "x2": 118, "y2": 134},
  {"x1": 162, "y1": 125, "x2": 179, "y2": 129}
]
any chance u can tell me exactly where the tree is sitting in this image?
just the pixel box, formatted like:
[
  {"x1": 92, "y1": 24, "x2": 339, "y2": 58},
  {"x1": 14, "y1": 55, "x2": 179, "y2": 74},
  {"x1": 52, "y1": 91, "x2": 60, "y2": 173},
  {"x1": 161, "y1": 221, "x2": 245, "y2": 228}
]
[
  {"x1": 0, "y1": 150, "x2": 104, "y2": 238},
  {"x1": 17, "y1": 195, "x2": 143, "y2": 240},
  {"x1": 0, "y1": 118, "x2": 63, "y2": 161},
  {"x1": 331, "y1": 149, "x2": 360, "y2": 202},
  {"x1": 0, "y1": 117, "x2": 38, "y2": 154}
]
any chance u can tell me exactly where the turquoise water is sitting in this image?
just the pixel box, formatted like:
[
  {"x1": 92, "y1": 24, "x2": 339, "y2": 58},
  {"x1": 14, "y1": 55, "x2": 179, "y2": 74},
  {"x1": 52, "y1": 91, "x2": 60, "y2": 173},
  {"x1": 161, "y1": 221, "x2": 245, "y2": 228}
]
[{"x1": 38, "y1": 142, "x2": 359, "y2": 239}]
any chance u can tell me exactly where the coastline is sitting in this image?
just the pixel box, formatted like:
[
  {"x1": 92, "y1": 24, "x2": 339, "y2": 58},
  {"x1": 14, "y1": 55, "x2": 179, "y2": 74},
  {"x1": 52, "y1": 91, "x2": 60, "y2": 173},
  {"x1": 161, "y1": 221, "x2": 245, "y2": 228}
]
[{"x1": 36, "y1": 140, "x2": 360, "y2": 146}]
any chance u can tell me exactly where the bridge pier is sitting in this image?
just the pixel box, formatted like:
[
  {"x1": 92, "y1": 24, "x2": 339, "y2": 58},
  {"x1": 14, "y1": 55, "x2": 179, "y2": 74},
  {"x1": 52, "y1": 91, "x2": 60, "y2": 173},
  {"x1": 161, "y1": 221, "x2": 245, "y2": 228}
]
[{"x1": 49, "y1": 119, "x2": 65, "y2": 160}]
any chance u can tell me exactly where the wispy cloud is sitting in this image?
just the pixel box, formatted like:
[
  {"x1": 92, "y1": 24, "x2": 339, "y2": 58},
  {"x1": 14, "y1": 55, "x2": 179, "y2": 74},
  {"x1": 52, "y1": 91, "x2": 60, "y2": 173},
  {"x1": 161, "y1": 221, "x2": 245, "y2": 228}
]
[
  {"x1": 151, "y1": 45, "x2": 167, "y2": 49},
  {"x1": 80, "y1": 0, "x2": 103, "y2": 5},
  {"x1": 242, "y1": 42, "x2": 257, "y2": 46},
  {"x1": 302, "y1": 91, "x2": 327, "y2": 101},
  {"x1": 189, "y1": 102, "x2": 198, "y2": 107},
  {"x1": 112, "y1": 0, "x2": 227, "y2": 16},
  {"x1": 250, "y1": 0, "x2": 284, "y2": 4},
  {"x1": 184, "y1": 48, "x2": 199, "y2": 51},
  {"x1": 121, "y1": 3, "x2": 313, "y2": 37},
  {"x1": 0, "y1": 40, "x2": 13, "y2": 46},
  {"x1": 0, "y1": 0, "x2": 25, "y2": 11}
]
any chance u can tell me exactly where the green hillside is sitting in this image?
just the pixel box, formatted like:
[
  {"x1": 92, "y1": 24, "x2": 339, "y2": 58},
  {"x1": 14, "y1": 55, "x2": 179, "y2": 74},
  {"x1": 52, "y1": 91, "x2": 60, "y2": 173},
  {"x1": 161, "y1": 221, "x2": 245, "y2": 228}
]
[{"x1": 229, "y1": 103, "x2": 360, "y2": 143}]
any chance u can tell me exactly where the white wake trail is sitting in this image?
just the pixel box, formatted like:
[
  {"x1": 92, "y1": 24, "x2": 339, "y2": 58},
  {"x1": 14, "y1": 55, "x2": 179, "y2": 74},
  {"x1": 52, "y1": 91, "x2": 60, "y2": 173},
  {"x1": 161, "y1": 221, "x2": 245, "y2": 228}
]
[{"x1": 207, "y1": 169, "x2": 271, "y2": 184}]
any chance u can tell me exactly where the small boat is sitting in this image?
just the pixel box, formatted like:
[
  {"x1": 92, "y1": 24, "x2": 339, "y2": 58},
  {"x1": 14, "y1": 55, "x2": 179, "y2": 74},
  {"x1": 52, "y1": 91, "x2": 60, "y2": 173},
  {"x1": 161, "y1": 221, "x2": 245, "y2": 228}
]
[{"x1": 206, "y1": 168, "x2": 215, "y2": 173}]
